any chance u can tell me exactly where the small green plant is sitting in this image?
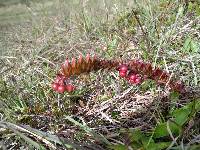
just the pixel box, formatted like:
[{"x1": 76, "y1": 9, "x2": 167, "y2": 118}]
[{"x1": 109, "y1": 97, "x2": 200, "y2": 150}]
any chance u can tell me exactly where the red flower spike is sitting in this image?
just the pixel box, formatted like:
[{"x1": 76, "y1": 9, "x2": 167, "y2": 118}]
[
  {"x1": 53, "y1": 53, "x2": 185, "y2": 94},
  {"x1": 85, "y1": 54, "x2": 92, "y2": 72},
  {"x1": 75, "y1": 55, "x2": 84, "y2": 74},
  {"x1": 139, "y1": 63, "x2": 145, "y2": 73},
  {"x1": 129, "y1": 60, "x2": 137, "y2": 72},
  {"x1": 78, "y1": 55, "x2": 83, "y2": 64},
  {"x1": 160, "y1": 71, "x2": 170, "y2": 82},
  {"x1": 86, "y1": 54, "x2": 90, "y2": 63},
  {"x1": 71, "y1": 58, "x2": 76, "y2": 68},
  {"x1": 62, "y1": 60, "x2": 72, "y2": 77},
  {"x1": 143, "y1": 75, "x2": 148, "y2": 80},
  {"x1": 135, "y1": 60, "x2": 142, "y2": 71},
  {"x1": 65, "y1": 59, "x2": 69, "y2": 67},
  {"x1": 92, "y1": 54, "x2": 97, "y2": 62},
  {"x1": 71, "y1": 57, "x2": 77, "y2": 75}
]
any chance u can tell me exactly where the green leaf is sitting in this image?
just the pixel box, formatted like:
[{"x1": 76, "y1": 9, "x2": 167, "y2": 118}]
[
  {"x1": 195, "y1": 98, "x2": 200, "y2": 112},
  {"x1": 169, "y1": 91, "x2": 180, "y2": 113},
  {"x1": 195, "y1": 3, "x2": 200, "y2": 16},
  {"x1": 146, "y1": 142, "x2": 171, "y2": 150},
  {"x1": 190, "y1": 40, "x2": 199, "y2": 53},
  {"x1": 154, "y1": 98, "x2": 200, "y2": 138},
  {"x1": 129, "y1": 129, "x2": 144, "y2": 142},
  {"x1": 110, "y1": 144, "x2": 127, "y2": 150},
  {"x1": 169, "y1": 91, "x2": 180, "y2": 102},
  {"x1": 153, "y1": 121, "x2": 180, "y2": 138},
  {"x1": 0, "y1": 122, "x2": 46, "y2": 150},
  {"x1": 172, "y1": 102, "x2": 193, "y2": 126},
  {"x1": 182, "y1": 37, "x2": 191, "y2": 52},
  {"x1": 129, "y1": 129, "x2": 155, "y2": 149},
  {"x1": 182, "y1": 37, "x2": 199, "y2": 53}
]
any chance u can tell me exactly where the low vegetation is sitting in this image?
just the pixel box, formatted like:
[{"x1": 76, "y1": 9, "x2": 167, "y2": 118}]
[{"x1": 0, "y1": 0, "x2": 200, "y2": 149}]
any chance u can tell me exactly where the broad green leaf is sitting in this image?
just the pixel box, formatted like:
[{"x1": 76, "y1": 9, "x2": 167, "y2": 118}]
[
  {"x1": 130, "y1": 141, "x2": 143, "y2": 150},
  {"x1": 169, "y1": 91, "x2": 180, "y2": 113},
  {"x1": 153, "y1": 121, "x2": 180, "y2": 138},
  {"x1": 169, "y1": 91, "x2": 180, "y2": 102},
  {"x1": 195, "y1": 98, "x2": 200, "y2": 112},
  {"x1": 182, "y1": 37, "x2": 191, "y2": 52},
  {"x1": 172, "y1": 102, "x2": 193, "y2": 126},
  {"x1": 146, "y1": 142, "x2": 171, "y2": 150},
  {"x1": 154, "y1": 98, "x2": 200, "y2": 138},
  {"x1": 182, "y1": 37, "x2": 199, "y2": 53},
  {"x1": 172, "y1": 98, "x2": 200, "y2": 126},
  {"x1": 130, "y1": 129, "x2": 144, "y2": 142},
  {"x1": 191, "y1": 40, "x2": 199, "y2": 53},
  {"x1": 129, "y1": 129, "x2": 155, "y2": 149}
]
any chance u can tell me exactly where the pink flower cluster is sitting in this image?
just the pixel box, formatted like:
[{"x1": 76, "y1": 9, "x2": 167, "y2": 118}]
[
  {"x1": 117, "y1": 64, "x2": 143, "y2": 85},
  {"x1": 51, "y1": 74, "x2": 75, "y2": 93}
]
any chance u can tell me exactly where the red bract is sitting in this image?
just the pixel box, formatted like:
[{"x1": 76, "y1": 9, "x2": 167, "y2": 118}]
[
  {"x1": 127, "y1": 73, "x2": 142, "y2": 85},
  {"x1": 119, "y1": 71, "x2": 127, "y2": 78},
  {"x1": 51, "y1": 83, "x2": 59, "y2": 91},
  {"x1": 135, "y1": 60, "x2": 144, "y2": 70},
  {"x1": 55, "y1": 74, "x2": 64, "y2": 82},
  {"x1": 57, "y1": 85, "x2": 65, "y2": 93},
  {"x1": 65, "y1": 84, "x2": 75, "y2": 92},
  {"x1": 128, "y1": 73, "x2": 137, "y2": 81},
  {"x1": 118, "y1": 64, "x2": 128, "y2": 73},
  {"x1": 129, "y1": 79, "x2": 136, "y2": 84},
  {"x1": 152, "y1": 68, "x2": 163, "y2": 79},
  {"x1": 173, "y1": 81, "x2": 185, "y2": 93},
  {"x1": 134, "y1": 77, "x2": 141, "y2": 84}
]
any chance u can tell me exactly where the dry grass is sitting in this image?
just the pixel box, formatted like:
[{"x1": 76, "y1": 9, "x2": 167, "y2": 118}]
[{"x1": 0, "y1": 0, "x2": 200, "y2": 149}]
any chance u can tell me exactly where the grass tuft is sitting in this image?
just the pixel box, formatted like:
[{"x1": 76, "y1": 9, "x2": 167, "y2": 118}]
[{"x1": 0, "y1": 0, "x2": 200, "y2": 149}]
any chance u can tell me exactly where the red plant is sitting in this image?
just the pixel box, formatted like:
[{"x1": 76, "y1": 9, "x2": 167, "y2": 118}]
[{"x1": 51, "y1": 54, "x2": 185, "y2": 93}]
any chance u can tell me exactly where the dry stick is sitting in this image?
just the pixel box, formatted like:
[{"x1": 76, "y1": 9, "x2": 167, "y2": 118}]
[{"x1": 132, "y1": 10, "x2": 151, "y2": 53}]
